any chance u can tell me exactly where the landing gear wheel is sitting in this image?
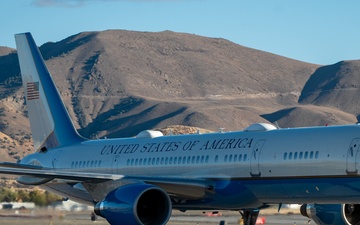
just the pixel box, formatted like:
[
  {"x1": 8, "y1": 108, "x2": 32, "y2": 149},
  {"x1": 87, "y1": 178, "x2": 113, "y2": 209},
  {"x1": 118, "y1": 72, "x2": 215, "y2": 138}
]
[{"x1": 240, "y1": 209, "x2": 259, "y2": 225}]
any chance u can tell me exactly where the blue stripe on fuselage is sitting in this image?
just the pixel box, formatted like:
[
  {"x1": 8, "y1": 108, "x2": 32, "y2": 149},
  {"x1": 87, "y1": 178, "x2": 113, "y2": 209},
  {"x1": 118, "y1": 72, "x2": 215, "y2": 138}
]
[{"x1": 173, "y1": 176, "x2": 360, "y2": 210}]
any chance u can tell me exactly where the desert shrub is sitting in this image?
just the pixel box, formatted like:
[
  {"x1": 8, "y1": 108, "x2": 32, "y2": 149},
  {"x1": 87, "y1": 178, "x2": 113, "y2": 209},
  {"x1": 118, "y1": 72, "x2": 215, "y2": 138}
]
[
  {"x1": 0, "y1": 188, "x2": 62, "y2": 206},
  {"x1": 0, "y1": 188, "x2": 17, "y2": 202}
]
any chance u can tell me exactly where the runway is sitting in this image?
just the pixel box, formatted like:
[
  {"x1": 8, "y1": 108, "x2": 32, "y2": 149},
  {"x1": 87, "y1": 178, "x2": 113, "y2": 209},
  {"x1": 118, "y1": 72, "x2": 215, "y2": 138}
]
[
  {"x1": 169, "y1": 213, "x2": 309, "y2": 225},
  {"x1": 0, "y1": 209, "x2": 311, "y2": 225}
]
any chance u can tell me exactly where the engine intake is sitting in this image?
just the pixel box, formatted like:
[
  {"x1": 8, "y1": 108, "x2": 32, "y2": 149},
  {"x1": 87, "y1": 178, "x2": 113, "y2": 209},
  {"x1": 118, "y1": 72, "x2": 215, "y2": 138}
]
[
  {"x1": 300, "y1": 203, "x2": 360, "y2": 225},
  {"x1": 94, "y1": 183, "x2": 172, "y2": 225}
]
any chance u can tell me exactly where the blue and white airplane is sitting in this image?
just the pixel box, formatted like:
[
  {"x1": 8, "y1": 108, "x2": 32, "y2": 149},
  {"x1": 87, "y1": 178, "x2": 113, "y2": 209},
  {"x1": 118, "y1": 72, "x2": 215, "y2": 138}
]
[{"x1": 0, "y1": 32, "x2": 360, "y2": 225}]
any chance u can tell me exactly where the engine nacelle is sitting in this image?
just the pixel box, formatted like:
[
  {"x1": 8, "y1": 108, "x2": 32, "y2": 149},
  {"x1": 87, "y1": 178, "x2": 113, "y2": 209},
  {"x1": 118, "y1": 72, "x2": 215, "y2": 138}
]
[
  {"x1": 94, "y1": 183, "x2": 172, "y2": 225},
  {"x1": 300, "y1": 204, "x2": 360, "y2": 225}
]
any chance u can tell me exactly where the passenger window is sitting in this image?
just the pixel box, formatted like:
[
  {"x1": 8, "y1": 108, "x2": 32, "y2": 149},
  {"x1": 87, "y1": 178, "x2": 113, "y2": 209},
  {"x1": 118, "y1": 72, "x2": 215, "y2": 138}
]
[
  {"x1": 205, "y1": 156, "x2": 209, "y2": 163},
  {"x1": 304, "y1": 151, "x2": 309, "y2": 159},
  {"x1": 224, "y1": 155, "x2": 228, "y2": 162},
  {"x1": 299, "y1": 152, "x2": 303, "y2": 159},
  {"x1": 215, "y1": 155, "x2": 219, "y2": 163},
  {"x1": 243, "y1": 154, "x2": 247, "y2": 161},
  {"x1": 165, "y1": 157, "x2": 169, "y2": 165},
  {"x1": 178, "y1": 157, "x2": 182, "y2": 164},
  {"x1": 98, "y1": 161, "x2": 102, "y2": 167},
  {"x1": 283, "y1": 153, "x2": 287, "y2": 160},
  {"x1": 201, "y1": 156, "x2": 205, "y2": 163},
  {"x1": 310, "y1": 151, "x2": 314, "y2": 159},
  {"x1": 229, "y1": 155, "x2": 233, "y2": 162},
  {"x1": 191, "y1": 156, "x2": 195, "y2": 164},
  {"x1": 315, "y1": 151, "x2": 319, "y2": 159},
  {"x1": 239, "y1": 154, "x2": 242, "y2": 161},
  {"x1": 135, "y1": 159, "x2": 138, "y2": 166},
  {"x1": 170, "y1": 157, "x2": 173, "y2": 164},
  {"x1": 289, "y1": 152, "x2": 293, "y2": 160},
  {"x1": 187, "y1": 156, "x2": 191, "y2": 164},
  {"x1": 196, "y1": 156, "x2": 200, "y2": 163},
  {"x1": 294, "y1": 152, "x2": 298, "y2": 160},
  {"x1": 234, "y1": 154, "x2": 237, "y2": 162},
  {"x1": 143, "y1": 158, "x2": 147, "y2": 165}
]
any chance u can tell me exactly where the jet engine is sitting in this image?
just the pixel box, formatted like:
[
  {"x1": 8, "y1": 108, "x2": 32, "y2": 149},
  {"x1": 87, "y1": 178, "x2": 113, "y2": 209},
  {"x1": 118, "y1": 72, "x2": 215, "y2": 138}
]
[
  {"x1": 300, "y1": 203, "x2": 360, "y2": 225},
  {"x1": 94, "y1": 183, "x2": 172, "y2": 225}
]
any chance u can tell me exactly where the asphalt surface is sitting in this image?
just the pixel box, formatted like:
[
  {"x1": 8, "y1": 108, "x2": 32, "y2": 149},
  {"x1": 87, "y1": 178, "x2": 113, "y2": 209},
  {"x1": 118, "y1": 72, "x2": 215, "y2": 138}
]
[{"x1": 0, "y1": 209, "x2": 311, "y2": 225}]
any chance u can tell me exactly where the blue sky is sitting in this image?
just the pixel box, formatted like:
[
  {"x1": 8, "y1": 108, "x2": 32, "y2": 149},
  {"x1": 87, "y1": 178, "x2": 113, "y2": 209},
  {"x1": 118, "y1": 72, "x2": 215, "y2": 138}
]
[{"x1": 1, "y1": 0, "x2": 359, "y2": 65}]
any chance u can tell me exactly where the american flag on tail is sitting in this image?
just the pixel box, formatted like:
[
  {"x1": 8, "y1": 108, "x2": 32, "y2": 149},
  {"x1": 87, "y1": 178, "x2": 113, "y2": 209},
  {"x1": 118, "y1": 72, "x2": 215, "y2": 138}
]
[{"x1": 27, "y1": 82, "x2": 40, "y2": 100}]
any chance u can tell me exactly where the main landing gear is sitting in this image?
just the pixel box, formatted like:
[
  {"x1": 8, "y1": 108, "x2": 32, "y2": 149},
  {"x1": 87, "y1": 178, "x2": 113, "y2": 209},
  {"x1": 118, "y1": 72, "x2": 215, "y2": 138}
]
[{"x1": 240, "y1": 209, "x2": 260, "y2": 225}]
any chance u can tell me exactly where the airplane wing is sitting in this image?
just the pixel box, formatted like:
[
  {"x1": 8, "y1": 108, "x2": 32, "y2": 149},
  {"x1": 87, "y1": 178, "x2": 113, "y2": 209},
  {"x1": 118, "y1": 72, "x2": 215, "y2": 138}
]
[
  {"x1": 0, "y1": 162, "x2": 209, "y2": 199},
  {"x1": 0, "y1": 162, "x2": 124, "y2": 181}
]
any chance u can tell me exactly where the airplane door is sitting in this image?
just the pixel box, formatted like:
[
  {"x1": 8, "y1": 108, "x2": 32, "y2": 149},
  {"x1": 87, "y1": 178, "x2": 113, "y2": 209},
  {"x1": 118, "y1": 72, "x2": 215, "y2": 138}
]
[
  {"x1": 250, "y1": 139, "x2": 266, "y2": 177},
  {"x1": 112, "y1": 155, "x2": 120, "y2": 174},
  {"x1": 346, "y1": 139, "x2": 360, "y2": 174}
]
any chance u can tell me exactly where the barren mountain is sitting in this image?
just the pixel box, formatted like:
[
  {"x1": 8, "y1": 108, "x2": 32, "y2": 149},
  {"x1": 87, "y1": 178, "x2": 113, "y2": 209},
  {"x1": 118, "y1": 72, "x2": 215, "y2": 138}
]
[
  {"x1": 0, "y1": 30, "x2": 359, "y2": 161},
  {"x1": 262, "y1": 105, "x2": 357, "y2": 128},
  {"x1": 0, "y1": 46, "x2": 14, "y2": 56},
  {"x1": 299, "y1": 60, "x2": 360, "y2": 118},
  {"x1": 35, "y1": 30, "x2": 318, "y2": 134}
]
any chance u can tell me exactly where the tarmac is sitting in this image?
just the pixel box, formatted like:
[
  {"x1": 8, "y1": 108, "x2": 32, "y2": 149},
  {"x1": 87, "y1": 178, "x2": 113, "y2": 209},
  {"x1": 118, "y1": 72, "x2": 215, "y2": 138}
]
[{"x1": 0, "y1": 208, "x2": 311, "y2": 225}]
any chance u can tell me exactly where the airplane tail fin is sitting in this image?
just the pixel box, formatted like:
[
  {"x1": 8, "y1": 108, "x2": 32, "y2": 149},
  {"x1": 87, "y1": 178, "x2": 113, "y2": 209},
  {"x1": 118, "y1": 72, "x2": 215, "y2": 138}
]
[{"x1": 15, "y1": 32, "x2": 85, "y2": 152}]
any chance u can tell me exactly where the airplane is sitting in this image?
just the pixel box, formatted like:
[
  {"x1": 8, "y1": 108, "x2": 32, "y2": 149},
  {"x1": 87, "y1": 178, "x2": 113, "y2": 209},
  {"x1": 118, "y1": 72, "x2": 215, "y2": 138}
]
[{"x1": 0, "y1": 32, "x2": 360, "y2": 225}]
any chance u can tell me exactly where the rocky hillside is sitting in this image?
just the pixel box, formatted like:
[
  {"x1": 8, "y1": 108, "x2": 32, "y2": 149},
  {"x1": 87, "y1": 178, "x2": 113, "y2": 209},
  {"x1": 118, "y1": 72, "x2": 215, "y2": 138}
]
[
  {"x1": 0, "y1": 30, "x2": 359, "y2": 161},
  {"x1": 299, "y1": 60, "x2": 360, "y2": 118}
]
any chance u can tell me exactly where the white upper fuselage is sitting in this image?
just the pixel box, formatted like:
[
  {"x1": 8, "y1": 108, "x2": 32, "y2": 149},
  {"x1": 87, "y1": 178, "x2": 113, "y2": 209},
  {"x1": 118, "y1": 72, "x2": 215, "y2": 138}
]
[{"x1": 22, "y1": 123, "x2": 360, "y2": 185}]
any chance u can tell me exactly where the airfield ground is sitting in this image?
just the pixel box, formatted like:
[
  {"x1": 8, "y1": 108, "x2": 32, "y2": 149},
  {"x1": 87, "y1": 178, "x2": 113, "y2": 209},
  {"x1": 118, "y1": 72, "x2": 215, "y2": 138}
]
[{"x1": 0, "y1": 208, "x2": 311, "y2": 225}]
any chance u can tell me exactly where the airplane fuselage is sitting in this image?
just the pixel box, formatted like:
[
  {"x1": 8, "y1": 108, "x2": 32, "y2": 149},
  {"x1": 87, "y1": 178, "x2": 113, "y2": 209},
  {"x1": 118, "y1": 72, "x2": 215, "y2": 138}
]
[{"x1": 21, "y1": 123, "x2": 360, "y2": 210}]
